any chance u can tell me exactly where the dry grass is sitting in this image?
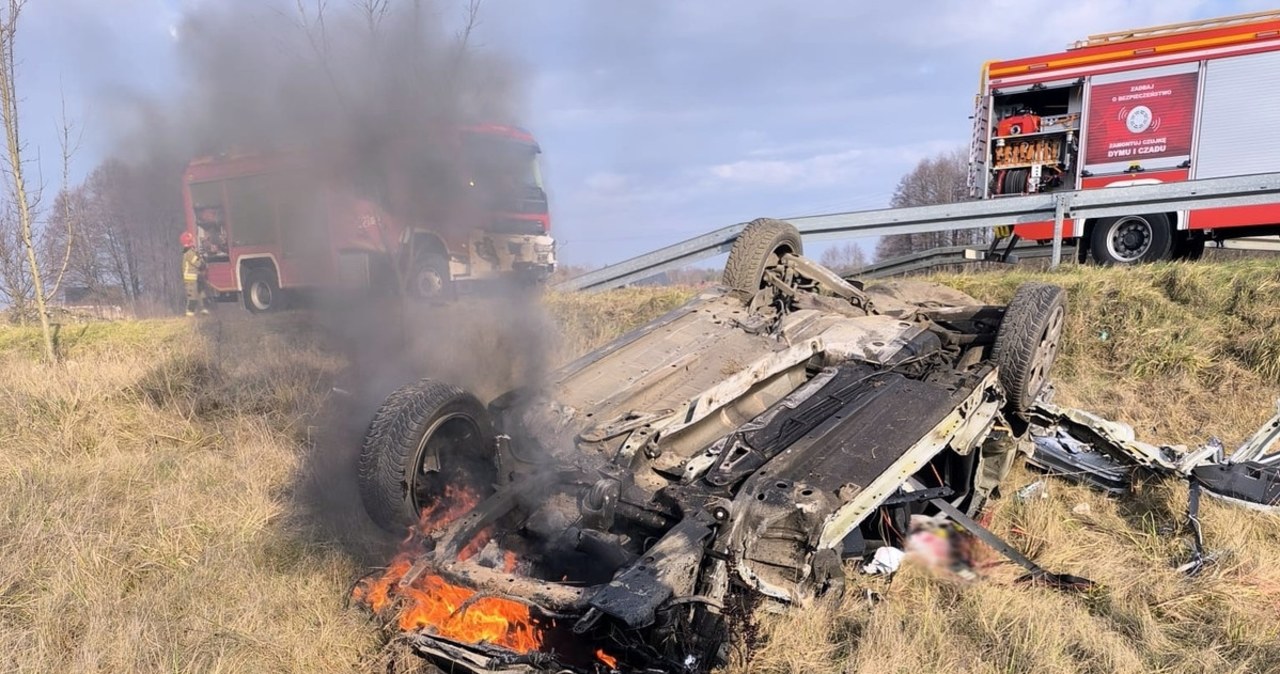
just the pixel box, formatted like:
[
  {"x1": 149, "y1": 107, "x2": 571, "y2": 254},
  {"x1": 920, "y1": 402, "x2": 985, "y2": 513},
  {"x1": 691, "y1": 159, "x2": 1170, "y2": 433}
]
[
  {"x1": 0, "y1": 319, "x2": 373, "y2": 673},
  {"x1": 544, "y1": 286, "x2": 697, "y2": 360},
  {"x1": 1, "y1": 258, "x2": 1278, "y2": 673}
]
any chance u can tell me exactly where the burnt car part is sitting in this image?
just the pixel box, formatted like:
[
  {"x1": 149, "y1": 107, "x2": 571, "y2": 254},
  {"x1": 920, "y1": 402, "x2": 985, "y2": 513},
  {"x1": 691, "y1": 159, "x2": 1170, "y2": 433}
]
[
  {"x1": 1027, "y1": 401, "x2": 1280, "y2": 511},
  {"x1": 354, "y1": 219, "x2": 1075, "y2": 673},
  {"x1": 1026, "y1": 401, "x2": 1280, "y2": 577}
]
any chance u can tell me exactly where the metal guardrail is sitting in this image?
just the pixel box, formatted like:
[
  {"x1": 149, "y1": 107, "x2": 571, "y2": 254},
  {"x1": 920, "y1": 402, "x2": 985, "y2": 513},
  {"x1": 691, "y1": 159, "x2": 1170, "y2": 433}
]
[
  {"x1": 845, "y1": 243, "x2": 1054, "y2": 279},
  {"x1": 843, "y1": 236, "x2": 1280, "y2": 279},
  {"x1": 554, "y1": 172, "x2": 1280, "y2": 292}
]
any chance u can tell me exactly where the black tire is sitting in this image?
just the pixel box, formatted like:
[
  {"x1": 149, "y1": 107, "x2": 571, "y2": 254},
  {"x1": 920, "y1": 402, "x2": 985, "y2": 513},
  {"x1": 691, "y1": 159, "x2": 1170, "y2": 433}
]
[
  {"x1": 722, "y1": 218, "x2": 803, "y2": 293},
  {"x1": 357, "y1": 379, "x2": 495, "y2": 532},
  {"x1": 407, "y1": 253, "x2": 452, "y2": 301},
  {"x1": 993, "y1": 283, "x2": 1067, "y2": 414},
  {"x1": 1089, "y1": 213, "x2": 1173, "y2": 265},
  {"x1": 243, "y1": 267, "x2": 282, "y2": 313}
]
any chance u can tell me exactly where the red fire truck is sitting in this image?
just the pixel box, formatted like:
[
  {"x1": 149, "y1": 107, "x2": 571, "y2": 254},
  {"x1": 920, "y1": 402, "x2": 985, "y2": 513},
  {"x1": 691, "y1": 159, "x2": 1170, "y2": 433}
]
[
  {"x1": 181, "y1": 124, "x2": 555, "y2": 312},
  {"x1": 970, "y1": 10, "x2": 1280, "y2": 264}
]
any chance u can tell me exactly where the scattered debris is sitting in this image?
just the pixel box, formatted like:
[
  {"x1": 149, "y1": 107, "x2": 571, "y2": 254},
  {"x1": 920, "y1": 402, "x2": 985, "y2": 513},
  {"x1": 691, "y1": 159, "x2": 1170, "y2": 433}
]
[
  {"x1": 1015, "y1": 480, "x2": 1050, "y2": 502},
  {"x1": 861, "y1": 547, "x2": 905, "y2": 576}
]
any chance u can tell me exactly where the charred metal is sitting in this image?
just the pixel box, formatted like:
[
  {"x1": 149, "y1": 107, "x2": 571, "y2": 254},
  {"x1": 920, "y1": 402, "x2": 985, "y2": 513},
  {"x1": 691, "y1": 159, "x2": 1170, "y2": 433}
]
[{"x1": 354, "y1": 218, "x2": 1280, "y2": 673}]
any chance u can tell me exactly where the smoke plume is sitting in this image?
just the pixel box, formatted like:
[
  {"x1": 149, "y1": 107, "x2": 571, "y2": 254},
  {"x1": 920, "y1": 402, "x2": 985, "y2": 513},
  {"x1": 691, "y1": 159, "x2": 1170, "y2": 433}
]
[
  {"x1": 107, "y1": 0, "x2": 551, "y2": 553},
  {"x1": 118, "y1": 0, "x2": 523, "y2": 184}
]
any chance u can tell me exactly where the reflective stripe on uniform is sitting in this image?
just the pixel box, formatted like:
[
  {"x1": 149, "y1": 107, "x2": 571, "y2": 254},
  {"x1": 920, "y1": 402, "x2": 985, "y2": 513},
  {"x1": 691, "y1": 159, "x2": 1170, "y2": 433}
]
[{"x1": 183, "y1": 251, "x2": 201, "y2": 281}]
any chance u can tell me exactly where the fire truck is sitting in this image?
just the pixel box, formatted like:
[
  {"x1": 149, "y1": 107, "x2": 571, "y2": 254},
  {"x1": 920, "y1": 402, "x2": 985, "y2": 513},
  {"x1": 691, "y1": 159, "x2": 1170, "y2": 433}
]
[
  {"x1": 971, "y1": 10, "x2": 1280, "y2": 264},
  {"x1": 181, "y1": 124, "x2": 556, "y2": 312}
]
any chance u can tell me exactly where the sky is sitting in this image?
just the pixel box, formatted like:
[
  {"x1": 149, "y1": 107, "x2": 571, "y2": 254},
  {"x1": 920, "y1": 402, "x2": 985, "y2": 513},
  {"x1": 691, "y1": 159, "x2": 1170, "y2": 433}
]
[{"x1": 12, "y1": 0, "x2": 1272, "y2": 267}]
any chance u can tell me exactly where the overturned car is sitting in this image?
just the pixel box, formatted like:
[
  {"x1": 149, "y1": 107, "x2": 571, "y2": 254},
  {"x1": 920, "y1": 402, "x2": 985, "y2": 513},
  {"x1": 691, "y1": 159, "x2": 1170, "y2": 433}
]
[{"x1": 352, "y1": 219, "x2": 1278, "y2": 673}]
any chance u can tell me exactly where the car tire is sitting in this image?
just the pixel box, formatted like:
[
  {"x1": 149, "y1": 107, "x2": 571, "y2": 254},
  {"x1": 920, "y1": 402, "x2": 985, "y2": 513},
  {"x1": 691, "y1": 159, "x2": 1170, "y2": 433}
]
[
  {"x1": 243, "y1": 267, "x2": 283, "y2": 313},
  {"x1": 407, "y1": 253, "x2": 452, "y2": 302},
  {"x1": 357, "y1": 379, "x2": 495, "y2": 532},
  {"x1": 722, "y1": 218, "x2": 803, "y2": 293},
  {"x1": 993, "y1": 282, "x2": 1067, "y2": 415},
  {"x1": 1089, "y1": 213, "x2": 1173, "y2": 265}
]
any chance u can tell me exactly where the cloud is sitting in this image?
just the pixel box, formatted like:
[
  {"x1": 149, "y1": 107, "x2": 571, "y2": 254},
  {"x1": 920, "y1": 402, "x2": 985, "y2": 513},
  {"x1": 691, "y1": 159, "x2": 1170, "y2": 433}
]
[
  {"x1": 501, "y1": 0, "x2": 1246, "y2": 264},
  {"x1": 582, "y1": 171, "x2": 630, "y2": 193},
  {"x1": 705, "y1": 141, "x2": 956, "y2": 191}
]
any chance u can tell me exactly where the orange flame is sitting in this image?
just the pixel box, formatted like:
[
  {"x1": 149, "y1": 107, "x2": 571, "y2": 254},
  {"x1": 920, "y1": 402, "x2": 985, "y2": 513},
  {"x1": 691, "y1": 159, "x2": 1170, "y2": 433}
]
[
  {"x1": 459, "y1": 525, "x2": 493, "y2": 562},
  {"x1": 396, "y1": 574, "x2": 542, "y2": 651},
  {"x1": 352, "y1": 485, "x2": 544, "y2": 653},
  {"x1": 596, "y1": 649, "x2": 619, "y2": 669}
]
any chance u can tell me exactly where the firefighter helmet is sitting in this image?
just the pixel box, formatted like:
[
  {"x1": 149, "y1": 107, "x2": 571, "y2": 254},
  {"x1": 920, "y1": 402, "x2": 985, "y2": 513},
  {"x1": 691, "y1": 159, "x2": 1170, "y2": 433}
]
[{"x1": 180, "y1": 231, "x2": 195, "y2": 247}]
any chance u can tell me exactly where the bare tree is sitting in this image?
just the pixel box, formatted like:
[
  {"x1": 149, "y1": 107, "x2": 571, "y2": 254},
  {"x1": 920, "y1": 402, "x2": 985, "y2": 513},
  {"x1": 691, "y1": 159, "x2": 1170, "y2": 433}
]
[
  {"x1": 44, "y1": 186, "x2": 96, "y2": 293},
  {"x1": 0, "y1": 201, "x2": 33, "y2": 320},
  {"x1": 819, "y1": 242, "x2": 869, "y2": 275},
  {"x1": 0, "y1": 0, "x2": 56, "y2": 359},
  {"x1": 875, "y1": 148, "x2": 987, "y2": 261},
  {"x1": 353, "y1": 0, "x2": 391, "y2": 33},
  {"x1": 45, "y1": 95, "x2": 79, "y2": 303},
  {"x1": 455, "y1": 0, "x2": 482, "y2": 52}
]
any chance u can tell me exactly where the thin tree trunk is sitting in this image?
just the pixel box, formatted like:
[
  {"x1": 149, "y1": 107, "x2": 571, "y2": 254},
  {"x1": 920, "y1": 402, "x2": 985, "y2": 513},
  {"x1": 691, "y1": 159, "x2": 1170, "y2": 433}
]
[
  {"x1": 48, "y1": 96, "x2": 79, "y2": 302},
  {"x1": 0, "y1": 1, "x2": 55, "y2": 360}
]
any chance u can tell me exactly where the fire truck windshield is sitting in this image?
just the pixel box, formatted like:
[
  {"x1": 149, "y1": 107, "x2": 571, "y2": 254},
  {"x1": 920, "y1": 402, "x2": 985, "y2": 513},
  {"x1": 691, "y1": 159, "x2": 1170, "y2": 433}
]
[{"x1": 461, "y1": 133, "x2": 546, "y2": 214}]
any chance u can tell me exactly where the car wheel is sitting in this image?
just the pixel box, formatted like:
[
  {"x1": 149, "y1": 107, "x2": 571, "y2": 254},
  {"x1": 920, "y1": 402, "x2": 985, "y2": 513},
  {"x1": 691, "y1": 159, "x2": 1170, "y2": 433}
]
[
  {"x1": 1089, "y1": 213, "x2": 1173, "y2": 265},
  {"x1": 993, "y1": 282, "x2": 1067, "y2": 415},
  {"x1": 407, "y1": 253, "x2": 452, "y2": 301},
  {"x1": 722, "y1": 218, "x2": 803, "y2": 293},
  {"x1": 357, "y1": 378, "x2": 495, "y2": 532},
  {"x1": 243, "y1": 267, "x2": 282, "y2": 313}
]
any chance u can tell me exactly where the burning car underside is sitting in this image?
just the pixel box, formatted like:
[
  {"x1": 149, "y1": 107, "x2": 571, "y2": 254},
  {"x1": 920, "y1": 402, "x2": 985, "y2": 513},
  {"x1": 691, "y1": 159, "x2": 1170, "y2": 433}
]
[{"x1": 352, "y1": 219, "x2": 1280, "y2": 673}]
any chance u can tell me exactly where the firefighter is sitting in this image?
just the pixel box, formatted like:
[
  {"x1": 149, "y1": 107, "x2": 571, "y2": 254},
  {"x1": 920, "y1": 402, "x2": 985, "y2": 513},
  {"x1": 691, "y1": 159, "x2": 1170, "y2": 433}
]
[{"x1": 180, "y1": 231, "x2": 208, "y2": 316}]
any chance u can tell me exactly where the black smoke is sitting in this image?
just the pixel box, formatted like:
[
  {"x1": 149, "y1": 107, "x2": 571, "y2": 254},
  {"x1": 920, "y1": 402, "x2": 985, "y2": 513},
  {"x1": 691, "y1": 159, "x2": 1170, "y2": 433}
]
[{"x1": 108, "y1": 0, "x2": 551, "y2": 556}]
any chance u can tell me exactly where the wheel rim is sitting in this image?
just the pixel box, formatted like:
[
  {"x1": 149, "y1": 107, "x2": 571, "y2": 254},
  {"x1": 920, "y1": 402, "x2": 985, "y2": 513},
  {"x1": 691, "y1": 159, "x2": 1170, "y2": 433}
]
[
  {"x1": 1027, "y1": 305, "x2": 1065, "y2": 402},
  {"x1": 251, "y1": 281, "x2": 273, "y2": 310},
  {"x1": 1105, "y1": 216, "x2": 1154, "y2": 262},
  {"x1": 409, "y1": 413, "x2": 484, "y2": 516},
  {"x1": 414, "y1": 266, "x2": 443, "y2": 297},
  {"x1": 760, "y1": 244, "x2": 795, "y2": 288}
]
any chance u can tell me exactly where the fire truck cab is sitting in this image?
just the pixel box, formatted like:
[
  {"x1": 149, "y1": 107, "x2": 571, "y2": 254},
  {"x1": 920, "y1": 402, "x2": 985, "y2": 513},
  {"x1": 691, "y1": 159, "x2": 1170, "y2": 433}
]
[
  {"x1": 971, "y1": 10, "x2": 1280, "y2": 264},
  {"x1": 181, "y1": 125, "x2": 556, "y2": 312}
]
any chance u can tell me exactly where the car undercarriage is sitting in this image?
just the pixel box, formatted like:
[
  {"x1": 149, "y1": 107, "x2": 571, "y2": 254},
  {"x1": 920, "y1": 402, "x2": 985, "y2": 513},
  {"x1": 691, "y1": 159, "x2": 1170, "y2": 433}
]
[{"x1": 352, "y1": 219, "x2": 1280, "y2": 673}]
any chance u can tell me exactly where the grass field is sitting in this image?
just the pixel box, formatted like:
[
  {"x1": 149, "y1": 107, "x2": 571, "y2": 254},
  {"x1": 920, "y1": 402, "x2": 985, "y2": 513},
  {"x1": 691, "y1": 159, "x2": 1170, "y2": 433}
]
[{"x1": 1, "y1": 260, "x2": 1278, "y2": 673}]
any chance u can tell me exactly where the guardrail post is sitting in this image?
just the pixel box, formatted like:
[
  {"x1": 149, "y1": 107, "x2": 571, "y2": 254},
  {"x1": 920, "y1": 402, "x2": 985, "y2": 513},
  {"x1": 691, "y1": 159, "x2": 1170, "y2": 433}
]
[{"x1": 1050, "y1": 195, "x2": 1067, "y2": 269}]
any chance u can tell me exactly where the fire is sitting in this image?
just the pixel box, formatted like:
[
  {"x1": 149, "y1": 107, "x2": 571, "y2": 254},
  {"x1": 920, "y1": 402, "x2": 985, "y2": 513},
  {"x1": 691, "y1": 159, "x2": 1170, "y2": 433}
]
[
  {"x1": 458, "y1": 525, "x2": 493, "y2": 561},
  {"x1": 596, "y1": 649, "x2": 619, "y2": 669},
  {"x1": 396, "y1": 573, "x2": 542, "y2": 651},
  {"x1": 411, "y1": 484, "x2": 480, "y2": 538},
  {"x1": 352, "y1": 484, "x2": 544, "y2": 653}
]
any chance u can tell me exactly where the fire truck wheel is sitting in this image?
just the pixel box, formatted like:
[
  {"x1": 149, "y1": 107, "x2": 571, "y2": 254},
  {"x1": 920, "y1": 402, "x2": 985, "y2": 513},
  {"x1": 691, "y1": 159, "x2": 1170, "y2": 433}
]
[
  {"x1": 993, "y1": 282, "x2": 1067, "y2": 415},
  {"x1": 408, "y1": 254, "x2": 451, "y2": 301},
  {"x1": 243, "y1": 268, "x2": 283, "y2": 313},
  {"x1": 722, "y1": 218, "x2": 803, "y2": 294},
  {"x1": 1090, "y1": 213, "x2": 1173, "y2": 265},
  {"x1": 358, "y1": 378, "x2": 496, "y2": 532}
]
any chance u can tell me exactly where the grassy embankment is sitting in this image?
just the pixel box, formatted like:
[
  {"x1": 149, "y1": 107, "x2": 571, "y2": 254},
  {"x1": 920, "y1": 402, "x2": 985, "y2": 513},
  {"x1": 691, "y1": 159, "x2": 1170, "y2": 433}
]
[{"x1": 1, "y1": 263, "x2": 1278, "y2": 673}]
